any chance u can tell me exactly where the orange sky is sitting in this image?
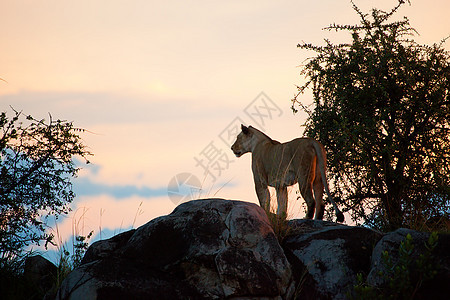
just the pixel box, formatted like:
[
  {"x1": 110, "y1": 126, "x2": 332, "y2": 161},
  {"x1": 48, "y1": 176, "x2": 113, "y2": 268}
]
[{"x1": 1, "y1": 0, "x2": 449, "y2": 258}]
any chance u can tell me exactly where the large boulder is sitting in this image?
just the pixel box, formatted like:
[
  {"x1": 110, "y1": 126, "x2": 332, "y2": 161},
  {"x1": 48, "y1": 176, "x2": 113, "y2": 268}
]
[
  {"x1": 57, "y1": 199, "x2": 293, "y2": 299},
  {"x1": 282, "y1": 219, "x2": 383, "y2": 300}
]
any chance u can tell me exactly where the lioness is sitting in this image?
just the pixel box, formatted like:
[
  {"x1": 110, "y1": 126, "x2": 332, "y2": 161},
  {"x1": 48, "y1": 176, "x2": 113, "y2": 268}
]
[{"x1": 231, "y1": 125, "x2": 344, "y2": 222}]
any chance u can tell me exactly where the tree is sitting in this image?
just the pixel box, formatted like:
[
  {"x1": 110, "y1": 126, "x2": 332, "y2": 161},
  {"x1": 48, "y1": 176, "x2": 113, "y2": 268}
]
[
  {"x1": 0, "y1": 108, "x2": 91, "y2": 263},
  {"x1": 292, "y1": 1, "x2": 450, "y2": 231}
]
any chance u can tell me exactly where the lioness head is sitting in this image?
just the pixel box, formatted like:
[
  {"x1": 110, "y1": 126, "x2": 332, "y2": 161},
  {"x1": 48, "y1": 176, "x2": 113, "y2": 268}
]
[{"x1": 231, "y1": 124, "x2": 254, "y2": 157}]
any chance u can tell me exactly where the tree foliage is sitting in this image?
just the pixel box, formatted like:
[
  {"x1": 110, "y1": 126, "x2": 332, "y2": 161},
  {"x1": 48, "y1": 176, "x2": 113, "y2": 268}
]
[
  {"x1": 0, "y1": 108, "x2": 91, "y2": 263},
  {"x1": 292, "y1": 1, "x2": 450, "y2": 230}
]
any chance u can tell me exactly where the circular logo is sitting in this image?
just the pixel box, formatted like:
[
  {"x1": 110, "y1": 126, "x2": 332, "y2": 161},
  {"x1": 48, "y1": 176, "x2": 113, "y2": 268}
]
[{"x1": 167, "y1": 173, "x2": 202, "y2": 205}]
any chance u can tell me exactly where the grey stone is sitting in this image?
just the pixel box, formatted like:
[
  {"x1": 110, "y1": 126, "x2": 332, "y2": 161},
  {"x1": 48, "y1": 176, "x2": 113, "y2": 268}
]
[
  {"x1": 57, "y1": 199, "x2": 292, "y2": 300},
  {"x1": 283, "y1": 220, "x2": 382, "y2": 300}
]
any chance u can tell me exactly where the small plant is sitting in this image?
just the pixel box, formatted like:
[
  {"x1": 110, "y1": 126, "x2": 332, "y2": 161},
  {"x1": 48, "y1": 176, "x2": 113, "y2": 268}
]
[
  {"x1": 263, "y1": 188, "x2": 299, "y2": 242},
  {"x1": 350, "y1": 232, "x2": 439, "y2": 300},
  {"x1": 50, "y1": 230, "x2": 93, "y2": 297},
  {"x1": 71, "y1": 231, "x2": 93, "y2": 267},
  {"x1": 351, "y1": 273, "x2": 380, "y2": 300},
  {"x1": 265, "y1": 210, "x2": 291, "y2": 243},
  {"x1": 49, "y1": 209, "x2": 94, "y2": 296}
]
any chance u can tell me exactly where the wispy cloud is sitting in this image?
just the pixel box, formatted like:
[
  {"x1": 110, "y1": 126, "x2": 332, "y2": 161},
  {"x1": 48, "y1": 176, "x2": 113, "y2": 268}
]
[{"x1": 73, "y1": 176, "x2": 167, "y2": 199}]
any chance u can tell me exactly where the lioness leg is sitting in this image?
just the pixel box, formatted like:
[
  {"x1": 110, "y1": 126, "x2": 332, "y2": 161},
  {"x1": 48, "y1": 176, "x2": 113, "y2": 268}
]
[
  {"x1": 276, "y1": 186, "x2": 288, "y2": 219},
  {"x1": 254, "y1": 180, "x2": 270, "y2": 212},
  {"x1": 299, "y1": 182, "x2": 315, "y2": 219},
  {"x1": 297, "y1": 155, "x2": 317, "y2": 219},
  {"x1": 313, "y1": 177, "x2": 325, "y2": 220}
]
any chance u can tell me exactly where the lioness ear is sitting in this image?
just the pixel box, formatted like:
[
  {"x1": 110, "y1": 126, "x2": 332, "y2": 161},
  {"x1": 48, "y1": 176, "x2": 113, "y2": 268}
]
[{"x1": 241, "y1": 124, "x2": 250, "y2": 135}]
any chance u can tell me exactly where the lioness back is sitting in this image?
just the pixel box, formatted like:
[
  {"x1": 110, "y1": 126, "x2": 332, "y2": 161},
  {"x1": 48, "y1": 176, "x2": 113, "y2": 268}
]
[{"x1": 256, "y1": 138, "x2": 319, "y2": 187}]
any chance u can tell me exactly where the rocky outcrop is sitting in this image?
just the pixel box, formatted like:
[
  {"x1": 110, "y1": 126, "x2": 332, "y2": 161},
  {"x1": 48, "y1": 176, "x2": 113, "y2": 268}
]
[
  {"x1": 56, "y1": 198, "x2": 450, "y2": 300},
  {"x1": 282, "y1": 220, "x2": 382, "y2": 299},
  {"x1": 57, "y1": 199, "x2": 293, "y2": 299}
]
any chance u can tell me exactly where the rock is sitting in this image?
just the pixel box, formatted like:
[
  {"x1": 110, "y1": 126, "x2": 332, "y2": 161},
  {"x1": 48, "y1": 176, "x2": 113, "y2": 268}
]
[
  {"x1": 367, "y1": 228, "x2": 426, "y2": 287},
  {"x1": 82, "y1": 229, "x2": 136, "y2": 264},
  {"x1": 367, "y1": 228, "x2": 450, "y2": 299},
  {"x1": 57, "y1": 199, "x2": 293, "y2": 299},
  {"x1": 24, "y1": 255, "x2": 57, "y2": 299},
  {"x1": 283, "y1": 220, "x2": 383, "y2": 300},
  {"x1": 57, "y1": 198, "x2": 450, "y2": 300}
]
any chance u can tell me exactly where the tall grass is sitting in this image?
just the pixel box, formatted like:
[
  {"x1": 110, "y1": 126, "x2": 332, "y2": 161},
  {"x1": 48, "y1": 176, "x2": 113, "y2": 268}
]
[
  {"x1": 49, "y1": 201, "x2": 148, "y2": 289},
  {"x1": 264, "y1": 186, "x2": 303, "y2": 242},
  {"x1": 48, "y1": 208, "x2": 94, "y2": 295}
]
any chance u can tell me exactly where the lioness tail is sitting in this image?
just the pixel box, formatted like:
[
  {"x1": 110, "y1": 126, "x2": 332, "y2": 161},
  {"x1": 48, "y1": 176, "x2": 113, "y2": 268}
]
[{"x1": 312, "y1": 141, "x2": 344, "y2": 223}]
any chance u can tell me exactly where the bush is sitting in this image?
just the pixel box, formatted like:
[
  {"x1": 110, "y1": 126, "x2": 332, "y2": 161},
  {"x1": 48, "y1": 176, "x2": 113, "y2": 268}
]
[{"x1": 350, "y1": 232, "x2": 439, "y2": 300}]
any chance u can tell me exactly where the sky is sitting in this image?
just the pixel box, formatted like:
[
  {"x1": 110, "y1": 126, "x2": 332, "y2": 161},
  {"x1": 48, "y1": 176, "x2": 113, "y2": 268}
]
[{"x1": 1, "y1": 0, "x2": 449, "y2": 260}]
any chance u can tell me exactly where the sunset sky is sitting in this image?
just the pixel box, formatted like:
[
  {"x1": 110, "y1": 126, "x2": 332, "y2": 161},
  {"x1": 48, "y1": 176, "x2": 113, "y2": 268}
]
[{"x1": 1, "y1": 0, "x2": 449, "y2": 260}]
